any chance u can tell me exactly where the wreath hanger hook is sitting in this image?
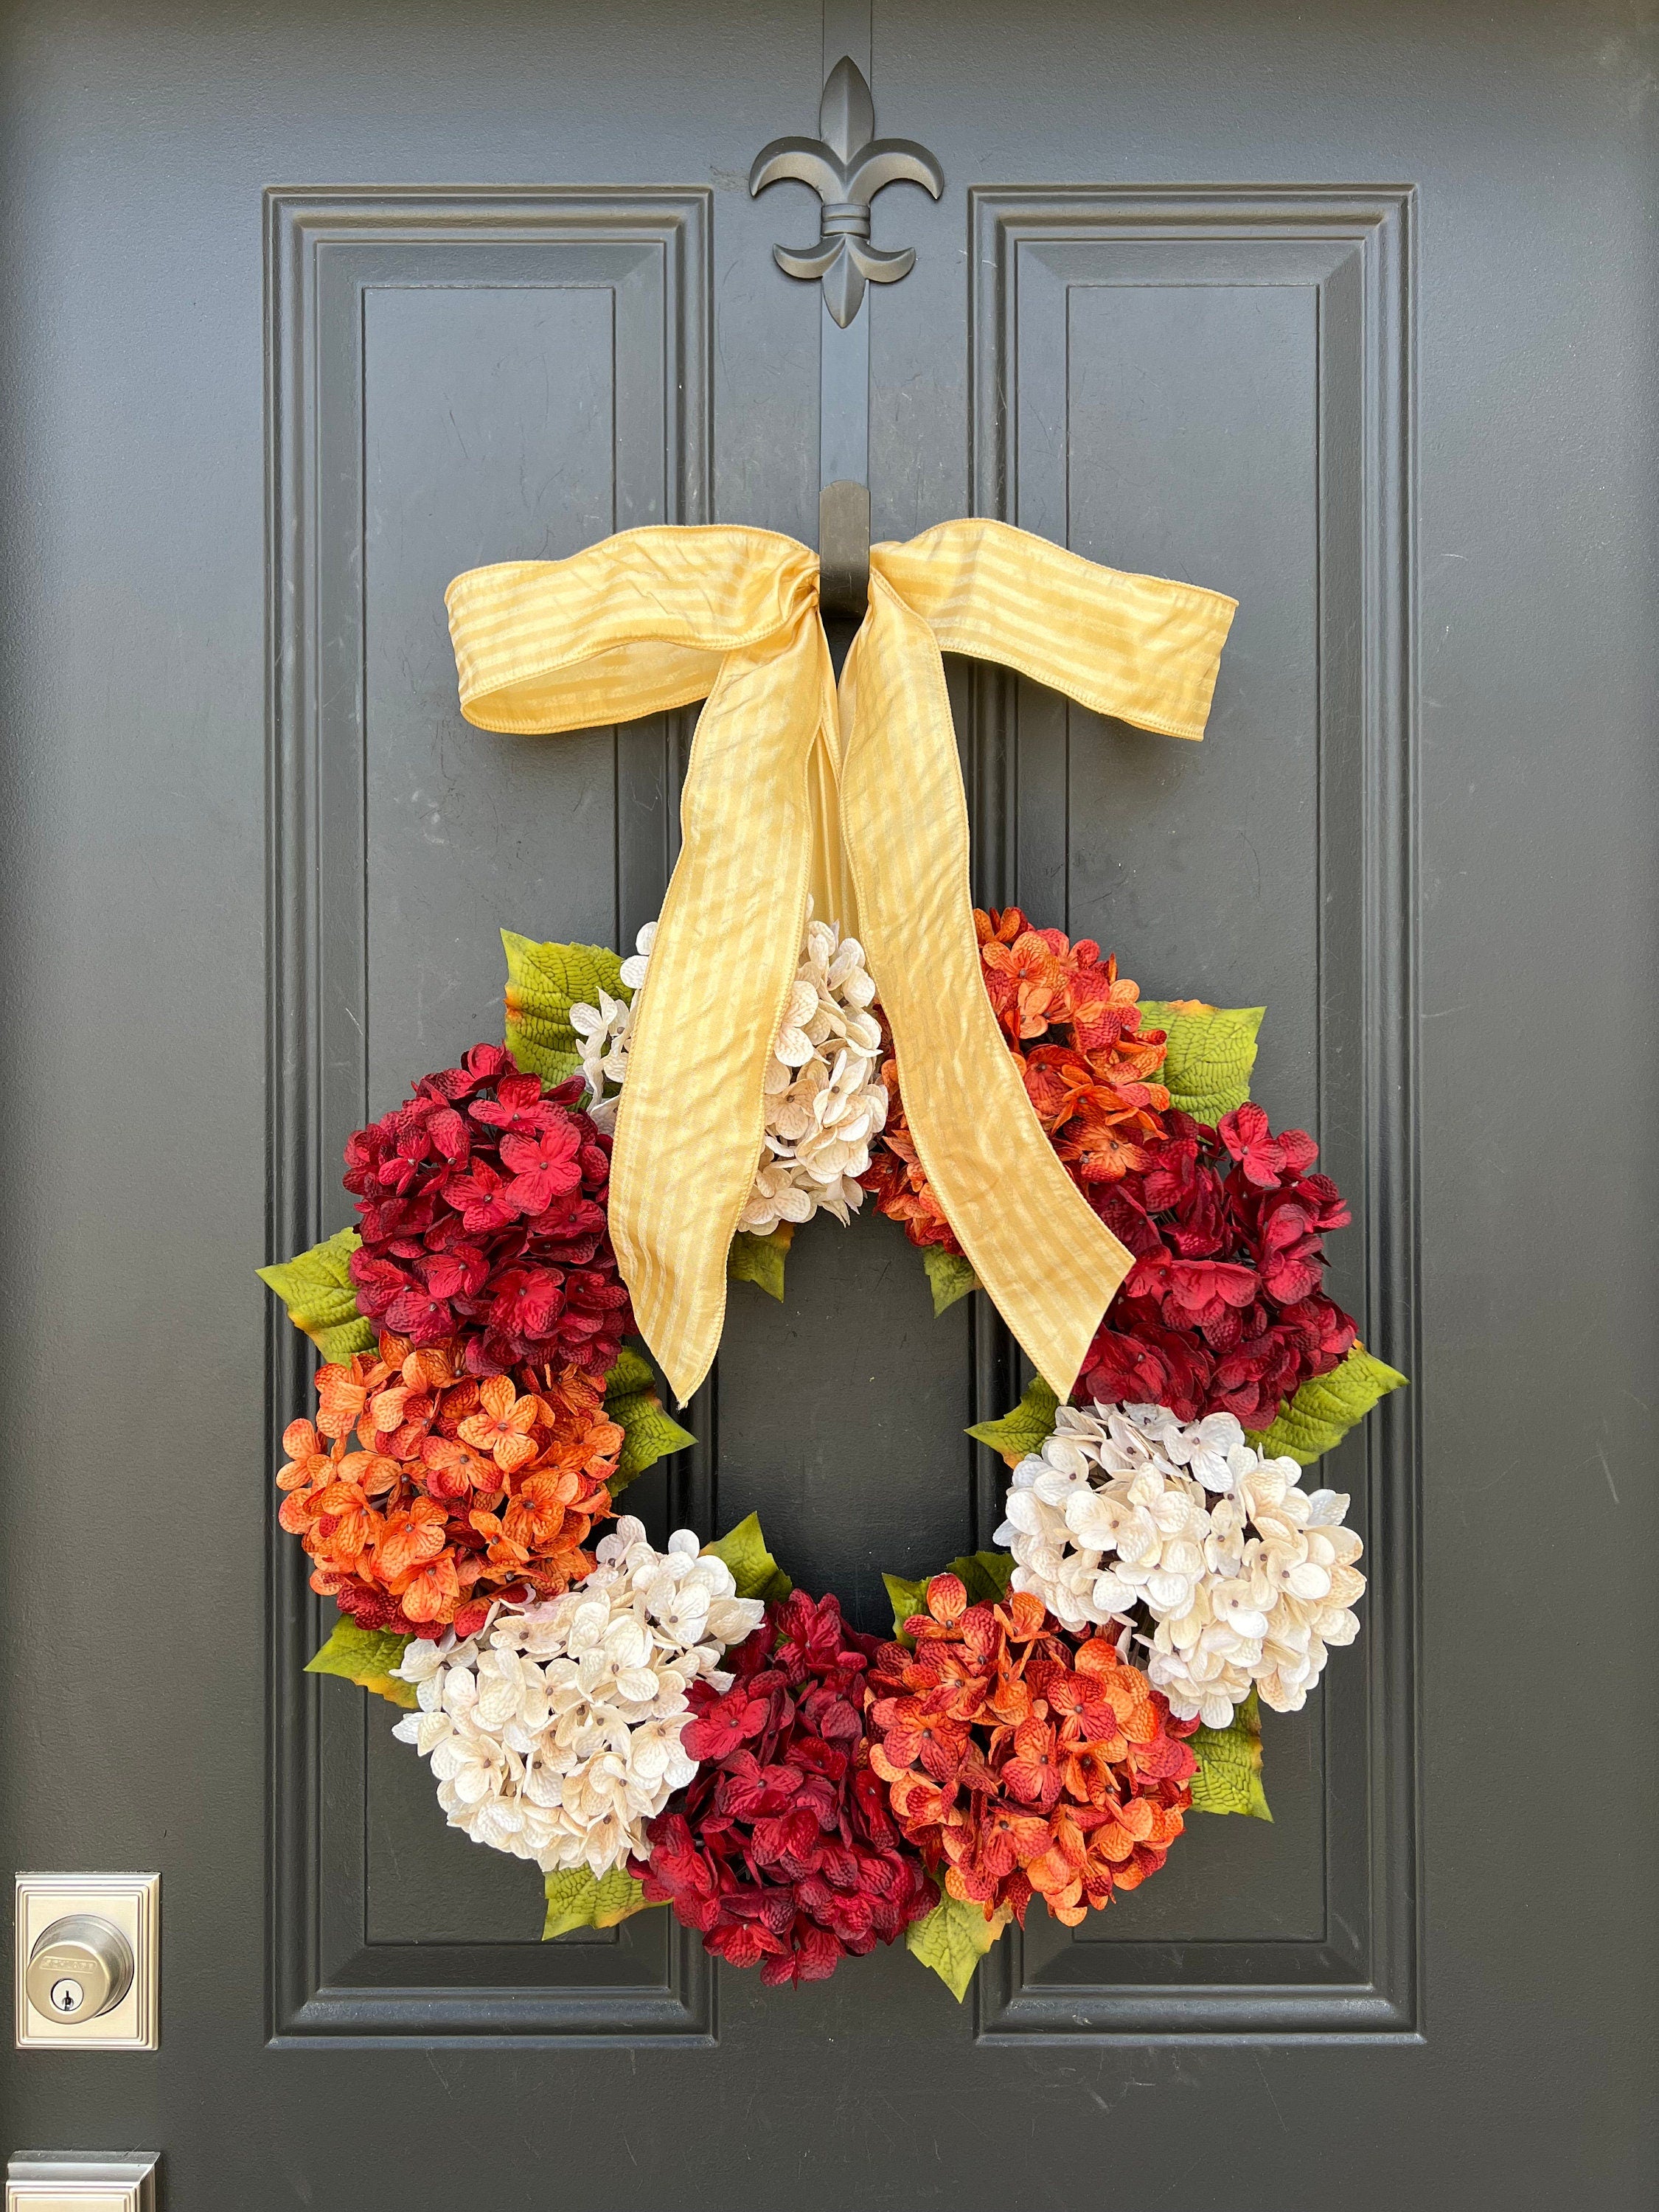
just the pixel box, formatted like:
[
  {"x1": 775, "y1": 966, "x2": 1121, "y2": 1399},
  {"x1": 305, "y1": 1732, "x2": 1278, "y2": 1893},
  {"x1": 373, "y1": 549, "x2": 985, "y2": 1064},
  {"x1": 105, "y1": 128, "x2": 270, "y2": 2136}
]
[{"x1": 750, "y1": 55, "x2": 942, "y2": 622}]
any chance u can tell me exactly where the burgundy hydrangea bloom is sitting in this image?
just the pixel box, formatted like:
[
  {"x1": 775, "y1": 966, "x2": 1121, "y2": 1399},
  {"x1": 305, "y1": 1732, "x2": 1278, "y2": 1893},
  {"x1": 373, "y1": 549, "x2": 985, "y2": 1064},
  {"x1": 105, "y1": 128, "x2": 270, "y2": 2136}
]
[
  {"x1": 633, "y1": 1590, "x2": 935, "y2": 1986},
  {"x1": 344, "y1": 1043, "x2": 632, "y2": 1381},
  {"x1": 1079, "y1": 1102, "x2": 1357, "y2": 1429}
]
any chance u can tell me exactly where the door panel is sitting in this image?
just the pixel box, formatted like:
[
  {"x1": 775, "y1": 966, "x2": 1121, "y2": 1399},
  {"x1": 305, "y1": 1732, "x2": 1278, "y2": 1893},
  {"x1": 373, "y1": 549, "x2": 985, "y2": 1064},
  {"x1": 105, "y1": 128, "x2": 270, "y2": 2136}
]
[
  {"x1": 1, "y1": 1, "x2": 1653, "y2": 2205},
  {"x1": 272, "y1": 189, "x2": 717, "y2": 2037},
  {"x1": 962, "y1": 188, "x2": 1413, "y2": 2037}
]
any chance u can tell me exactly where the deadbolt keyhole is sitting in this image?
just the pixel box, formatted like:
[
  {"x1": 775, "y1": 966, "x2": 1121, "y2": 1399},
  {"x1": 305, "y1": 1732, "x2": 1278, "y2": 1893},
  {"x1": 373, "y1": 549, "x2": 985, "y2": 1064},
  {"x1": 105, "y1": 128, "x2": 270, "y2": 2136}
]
[{"x1": 24, "y1": 1914, "x2": 134, "y2": 2025}]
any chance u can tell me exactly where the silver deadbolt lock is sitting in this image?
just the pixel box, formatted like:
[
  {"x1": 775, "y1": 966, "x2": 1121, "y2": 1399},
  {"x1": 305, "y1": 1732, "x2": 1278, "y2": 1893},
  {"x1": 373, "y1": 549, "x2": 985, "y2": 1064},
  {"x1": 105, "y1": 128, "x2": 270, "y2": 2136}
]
[{"x1": 24, "y1": 1914, "x2": 134, "y2": 2025}]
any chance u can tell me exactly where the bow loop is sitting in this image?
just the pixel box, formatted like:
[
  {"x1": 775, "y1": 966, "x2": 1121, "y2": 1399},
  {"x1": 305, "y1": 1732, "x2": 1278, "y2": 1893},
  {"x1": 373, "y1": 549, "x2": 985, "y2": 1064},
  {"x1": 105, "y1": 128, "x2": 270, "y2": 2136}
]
[
  {"x1": 448, "y1": 518, "x2": 1235, "y2": 1406},
  {"x1": 871, "y1": 521, "x2": 1234, "y2": 736},
  {"x1": 448, "y1": 526, "x2": 822, "y2": 734}
]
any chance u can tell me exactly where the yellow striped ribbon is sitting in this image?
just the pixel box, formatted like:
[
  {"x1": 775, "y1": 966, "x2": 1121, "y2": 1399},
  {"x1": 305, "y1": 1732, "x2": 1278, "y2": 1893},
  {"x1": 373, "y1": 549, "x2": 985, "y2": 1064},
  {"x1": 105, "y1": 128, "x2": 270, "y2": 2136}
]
[{"x1": 447, "y1": 519, "x2": 1235, "y2": 1406}]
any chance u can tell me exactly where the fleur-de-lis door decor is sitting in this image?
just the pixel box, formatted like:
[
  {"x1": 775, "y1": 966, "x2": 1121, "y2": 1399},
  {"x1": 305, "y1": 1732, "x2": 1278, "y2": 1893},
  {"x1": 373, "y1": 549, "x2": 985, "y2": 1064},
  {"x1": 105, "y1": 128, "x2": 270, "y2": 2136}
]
[{"x1": 750, "y1": 55, "x2": 943, "y2": 327}]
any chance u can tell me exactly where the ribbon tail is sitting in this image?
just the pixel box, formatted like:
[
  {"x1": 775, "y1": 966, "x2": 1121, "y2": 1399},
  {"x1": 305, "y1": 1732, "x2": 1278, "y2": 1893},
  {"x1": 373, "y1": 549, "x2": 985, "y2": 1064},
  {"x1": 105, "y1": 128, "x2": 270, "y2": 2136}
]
[
  {"x1": 609, "y1": 616, "x2": 827, "y2": 1405},
  {"x1": 839, "y1": 577, "x2": 1133, "y2": 1402},
  {"x1": 804, "y1": 630, "x2": 859, "y2": 936}
]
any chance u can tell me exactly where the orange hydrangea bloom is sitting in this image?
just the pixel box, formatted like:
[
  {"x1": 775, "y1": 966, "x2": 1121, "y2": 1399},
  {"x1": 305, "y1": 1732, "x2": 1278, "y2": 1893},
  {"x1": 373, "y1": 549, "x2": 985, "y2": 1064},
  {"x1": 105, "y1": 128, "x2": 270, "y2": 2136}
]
[
  {"x1": 278, "y1": 1331, "x2": 620, "y2": 1638},
  {"x1": 866, "y1": 1576, "x2": 1197, "y2": 1927},
  {"x1": 861, "y1": 908, "x2": 1172, "y2": 1252}
]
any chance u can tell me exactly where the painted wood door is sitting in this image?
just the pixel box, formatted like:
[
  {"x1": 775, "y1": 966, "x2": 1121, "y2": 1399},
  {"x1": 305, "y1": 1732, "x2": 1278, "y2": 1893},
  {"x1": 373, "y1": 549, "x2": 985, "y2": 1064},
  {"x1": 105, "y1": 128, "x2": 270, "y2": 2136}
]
[{"x1": 1, "y1": 1, "x2": 1652, "y2": 2204}]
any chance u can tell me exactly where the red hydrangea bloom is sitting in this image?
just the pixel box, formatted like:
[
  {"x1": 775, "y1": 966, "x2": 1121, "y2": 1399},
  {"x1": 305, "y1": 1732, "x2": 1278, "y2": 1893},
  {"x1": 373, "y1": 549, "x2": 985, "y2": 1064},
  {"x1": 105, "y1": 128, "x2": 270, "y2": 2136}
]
[
  {"x1": 344, "y1": 1043, "x2": 632, "y2": 1380},
  {"x1": 1080, "y1": 1103, "x2": 1356, "y2": 1428},
  {"x1": 861, "y1": 904, "x2": 1358, "y2": 1432},
  {"x1": 867, "y1": 1576, "x2": 1197, "y2": 1927},
  {"x1": 633, "y1": 1590, "x2": 934, "y2": 1986}
]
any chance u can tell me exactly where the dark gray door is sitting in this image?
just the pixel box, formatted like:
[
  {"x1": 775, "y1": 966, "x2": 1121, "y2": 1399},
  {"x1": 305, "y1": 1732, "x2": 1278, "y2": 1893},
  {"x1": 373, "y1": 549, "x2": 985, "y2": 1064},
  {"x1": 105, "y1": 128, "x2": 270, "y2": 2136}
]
[{"x1": 2, "y1": 1, "x2": 1652, "y2": 2205}]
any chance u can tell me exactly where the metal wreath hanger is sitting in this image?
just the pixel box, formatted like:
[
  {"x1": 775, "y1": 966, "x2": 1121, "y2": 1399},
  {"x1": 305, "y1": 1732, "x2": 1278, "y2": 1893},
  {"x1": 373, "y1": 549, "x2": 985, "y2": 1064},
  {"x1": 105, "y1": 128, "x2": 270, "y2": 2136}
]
[
  {"x1": 447, "y1": 41, "x2": 1237, "y2": 1407},
  {"x1": 447, "y1": 13, "x2": 1237, "y2": 1411},
  {"x1": 749, "y1": 44, "x2": 942, "y2": 619}
]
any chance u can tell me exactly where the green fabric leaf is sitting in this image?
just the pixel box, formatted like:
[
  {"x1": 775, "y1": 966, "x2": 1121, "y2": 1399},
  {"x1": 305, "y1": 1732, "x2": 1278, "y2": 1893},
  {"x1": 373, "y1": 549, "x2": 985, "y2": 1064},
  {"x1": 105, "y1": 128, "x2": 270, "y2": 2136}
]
[
  {"x1": 603, "y1": 1343, "x2": 658, "y2": 1400},
  {"x1": 882, "y1": 1573, "x2": 930, "y2": 1644},
  {"x1": 905, "y1": 1885, "x2": 1010, "y2": 2003},
  {"x1": 966, "y1": 1374, "x2": 1060, "y2": 1467},
  {"x1": 882, "y1": 1551, "x2": 1012, "y2": 1645},
  {"x1": 602, "y1": 1343, "x2": 695, "y2": 1494},
  {"x1": 702, "y1": 1512, "x2": 793, "y2": 1604},
  {"x1": 950, "y1": 1551, "x2": 1015, "y2": 1607},
  {"x1": 541, "y1": 1864, "x2": 657, "y2": 1940},
  {"x1": 1245, "y1": 1343, "x2": 1408, "y2": 1467},
  {"x1": 728, "y1": 1223, "x2": 793, "y2": 1302},
  {"x1": 501, "y1": 931, "x2": 627, "y2": 1087},
  {"x1": 1188, "y1": 1688, "x2": 1272, "y2": 1820},
  {"x1": 257, "y1": 1226, "x2": 375, "y2": 1363},
  {"x1": 922, "y1": 1247, "x2": 981, "y2": 1317},
  {"x1": 305, "y1": 1618, "x2": 416, "y2": 1709},
  {"x1": 1138, "y1": 999, "x2": 1265, "y2": 1122}
]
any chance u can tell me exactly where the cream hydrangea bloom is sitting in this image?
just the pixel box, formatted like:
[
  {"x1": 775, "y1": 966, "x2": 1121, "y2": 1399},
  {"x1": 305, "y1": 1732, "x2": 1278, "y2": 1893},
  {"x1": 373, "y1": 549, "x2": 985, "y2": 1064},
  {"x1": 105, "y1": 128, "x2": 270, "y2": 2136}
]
[
  {"x1": 568, "y1": 922, "x2": 655, "y2": 1135},
  {"x1": 994, "y1": 1400, "x2": 1365, "y2": 1730},
  {"x1": 390, "y1": 1516, "x2": 765, "y2": 1875},
  {"x1": 568, "y1": 903, "x2": 886, "y2": 1231}
]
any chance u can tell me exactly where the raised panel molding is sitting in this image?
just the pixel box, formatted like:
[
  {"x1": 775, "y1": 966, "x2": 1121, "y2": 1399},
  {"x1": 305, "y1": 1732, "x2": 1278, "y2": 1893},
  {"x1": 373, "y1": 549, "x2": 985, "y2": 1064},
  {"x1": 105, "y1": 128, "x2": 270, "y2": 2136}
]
[
  {"x1": 265, "y1": 189, "x2": 714, "y2": 2044},
  {"x1": 967, "y1": 187, "x2": 1421, "y2": 2041}
]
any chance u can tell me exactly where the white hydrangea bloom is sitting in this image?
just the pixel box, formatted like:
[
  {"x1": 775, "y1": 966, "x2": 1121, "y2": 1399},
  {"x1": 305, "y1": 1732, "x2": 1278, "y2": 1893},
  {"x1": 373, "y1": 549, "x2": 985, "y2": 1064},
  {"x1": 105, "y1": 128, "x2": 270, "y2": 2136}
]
[
  {"x1": 993, "y1": 1401, "x2": 1365, "y2": 1730},
  {"x1": 568, "y1": 922, "x2": 655, "y2": 1134},
  {"x1": 568, "y1": 902, "x2": 886, "y2": 1230},
  {"x1": 390, "y1": 1515, "x2": 765, "y2": 1876}
]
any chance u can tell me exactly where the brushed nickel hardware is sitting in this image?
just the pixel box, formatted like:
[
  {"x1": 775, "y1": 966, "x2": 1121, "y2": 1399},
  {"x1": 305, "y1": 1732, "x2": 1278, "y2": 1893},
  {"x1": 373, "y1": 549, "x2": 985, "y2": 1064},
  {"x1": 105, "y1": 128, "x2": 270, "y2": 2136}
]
[
  {"x1": 13, "y1": 1877, "x2": 159, "y2": 2052},
  {"x1": 24, "y1": 1919, "x2": 133, "y2": 2027},
  {"x1": 7, "y1": 2153, "x2": 159, "y2": 2212},
  {"x1": 749, "y1": 55, "x2": 942, "y2": 328}
]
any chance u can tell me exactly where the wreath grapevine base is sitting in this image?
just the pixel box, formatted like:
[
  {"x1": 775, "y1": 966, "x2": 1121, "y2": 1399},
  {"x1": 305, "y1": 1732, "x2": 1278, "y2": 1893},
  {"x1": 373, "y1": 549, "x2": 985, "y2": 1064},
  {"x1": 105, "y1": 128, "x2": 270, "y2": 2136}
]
[{"x1": 264, "y1": 908, "x2": 1404, "y2": 2000}]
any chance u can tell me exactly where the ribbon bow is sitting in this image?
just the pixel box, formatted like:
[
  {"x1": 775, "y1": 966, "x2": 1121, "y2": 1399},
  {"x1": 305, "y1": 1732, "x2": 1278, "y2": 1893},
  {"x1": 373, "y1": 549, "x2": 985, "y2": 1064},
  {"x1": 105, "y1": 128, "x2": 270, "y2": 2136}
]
[{"x1": 447, "y1": 519, "x2": 1235, "y2": 1406}]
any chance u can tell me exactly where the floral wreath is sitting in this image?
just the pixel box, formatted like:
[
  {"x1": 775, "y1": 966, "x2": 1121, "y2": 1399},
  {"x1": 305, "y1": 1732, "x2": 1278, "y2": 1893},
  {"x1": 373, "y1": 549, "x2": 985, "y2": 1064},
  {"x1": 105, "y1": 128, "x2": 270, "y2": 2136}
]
[{"x1": 262, "y1": 902, "x2": 1405, "y2": 1999}]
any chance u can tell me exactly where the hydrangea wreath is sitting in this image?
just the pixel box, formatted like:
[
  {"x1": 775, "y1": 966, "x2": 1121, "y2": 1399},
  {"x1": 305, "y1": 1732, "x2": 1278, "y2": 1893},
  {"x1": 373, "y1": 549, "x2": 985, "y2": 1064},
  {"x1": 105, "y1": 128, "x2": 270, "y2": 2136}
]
[{"x1": 262, "y1": 907, "x2": 1405, "y2": 1999}]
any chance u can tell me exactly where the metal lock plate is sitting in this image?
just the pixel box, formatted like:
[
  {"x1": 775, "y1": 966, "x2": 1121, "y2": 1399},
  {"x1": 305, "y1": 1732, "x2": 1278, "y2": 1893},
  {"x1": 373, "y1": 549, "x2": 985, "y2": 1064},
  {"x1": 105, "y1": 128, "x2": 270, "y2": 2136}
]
[
  {"x1": 7, "y1": 2154, "x2": 159, "y2": 2212},
  {"x1": 13, "y1": 1877, "x2": 159, "y2": 2051}
]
